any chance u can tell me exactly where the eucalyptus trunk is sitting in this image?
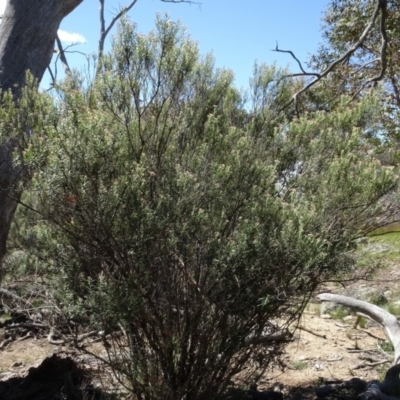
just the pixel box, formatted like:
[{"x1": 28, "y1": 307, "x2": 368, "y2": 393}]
[{"x1": 0, "y1": 0, "x2": 83, "y2": 267}]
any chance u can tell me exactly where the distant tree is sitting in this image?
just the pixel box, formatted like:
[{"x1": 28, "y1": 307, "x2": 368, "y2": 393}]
[
  {"x1": 310, "y1": 0, "x2": 393, "y2": 100},
  {"x1": 308, "y1": 0, "x2": 400, "y2": 144},
  {"x1": 275, "y1": 1, "x2": 393, "y2": 116},
  {"x1": 8, "y1": 16, "x2": 397, "y2": 399}
]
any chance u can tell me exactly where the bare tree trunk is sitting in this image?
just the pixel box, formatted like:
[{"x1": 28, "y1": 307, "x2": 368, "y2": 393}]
[{"x1": 0, "y1": 0, "x2": 83, "y2": 268}]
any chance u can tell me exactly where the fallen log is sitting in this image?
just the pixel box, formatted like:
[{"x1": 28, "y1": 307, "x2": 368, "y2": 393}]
[{"x1": 317, "y1": 293, "x2": 400, "y2": 400}]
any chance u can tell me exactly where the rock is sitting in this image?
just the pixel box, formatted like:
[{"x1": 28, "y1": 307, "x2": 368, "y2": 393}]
[
  {"x1": 320, "y1": 314, "x2": 332, "y2": 319},
  {"x1": 313, "y1": 362, "x2": 324, "y2": 370}
]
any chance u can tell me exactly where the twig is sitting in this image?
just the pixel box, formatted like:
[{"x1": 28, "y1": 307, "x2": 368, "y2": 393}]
[
  {"x1": 376, "y1": 341, "x2": 393, "y2": 360},
  {"x1": 348, "y1": 348, "x2": 377, "y2": 353},
  {"x1": 351, "y1": 359, "x2": 390, "y2": 370},
  {"x1": 350, "y1": 361, "x2": 366, "y2": 370},
  {"x1": 366, "y1": 359, "x2": 390, "y2": 367},
  {"x1": 0, "y1": 337, "x2": 12, "y2": 349},
  {"x1": 296, "y1": 325, "x2": 327, "y2": 339},
  {"x1": 47, "y1": 327, "x2": 65, "y2": 345},
  {"x1": 359, "y1": 354, "x2": 390, "y2": 364},
  {"x1": 118, "y1": 323, "x2": 128, "y2": 340},
  {"x1": 359, "y1": 329, "x2": 385, "y2": 341},
  {"x1": 335, "y1": 322, "x2": 351, "y2": 328},
  {"x1": 0, "y1": 287, "x2": 32, "y2": 308},
  {"x1": 5, "y1": 322, "x2": 46, "y2": 330},
  {"x1": 273, "y1": 44, "x2": 320, "y2": 77},
  {"x1": 55, "y1": 34, "x2": 72, "y2": 76},
  {"x1": 17, "y1": 331, "x2": 33, "y2": 341},
  {"x1": 97, "y1": 0, "x2": 139, "y2": 73},
  {"x1": 327, "y1": 355, "x2": 343, "y2": 362}
]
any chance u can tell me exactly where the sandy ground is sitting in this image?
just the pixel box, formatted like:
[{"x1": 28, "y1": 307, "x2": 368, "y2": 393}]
[
  {"x1": 0, "y1": 262, "x2": 399, "y2": 398},
  {"x1": 0, "y1": 306, "x2": 392, "y2": 398},
  {"x1": 267, "y1": 312, "x2": 388, "y2": 387}
]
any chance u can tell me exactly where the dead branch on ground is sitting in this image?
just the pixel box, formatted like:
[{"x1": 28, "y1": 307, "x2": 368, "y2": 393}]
[{"x1": 318, "y1": 293, "x2": 400, "y2": 400}]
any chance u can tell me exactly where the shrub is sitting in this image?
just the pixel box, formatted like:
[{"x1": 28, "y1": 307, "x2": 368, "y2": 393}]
[{"x1": 8, "y1": 15, "x2": 397, "y2": 400}]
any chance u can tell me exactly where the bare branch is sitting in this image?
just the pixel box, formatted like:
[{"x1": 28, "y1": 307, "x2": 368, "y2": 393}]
[
  {"x1": 55, "y1": 34, "x2": 72, "y2": 77},
  {"x1": 97, "y1": 0, "x2": 139, "y2": 74},
  {"x1": 368, "y1": 0, "x2": 388, "y2": 84},
  {"x1": 389, "y1": 73, "x2": 400, "y2": 106},
  {"x1": 317, "y1": 293, "x2": 400, "y2": 364},
  {"x1": 99, "y1": 0, "x2": 106, "y2": 57},
  {"x1": 351, "y1": 58, "x2": 381, "y2": 76},
  {"x1": 47, "y1": 66, "x2": 56, "y2": 88},
  {"x1": 96, "y1": 0, "x2": 201, "y2": 76},
  {"x1": 278, "y1": 0, "x2": 388, "y2": 108},
  {"x1": 318, "y1": 292, "x2": 400, "y2": 400},
  {"x1": 273, "y1": 44, "x2": 320, "y2": 77},
  {"x1": 0, "y1": 287, "x2": 32, "y2": 308}
]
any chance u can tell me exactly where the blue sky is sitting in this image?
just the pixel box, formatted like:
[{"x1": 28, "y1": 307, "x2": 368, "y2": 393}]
[{"x1": 1, "y1": 0, "x2": 331, "y2": 89}]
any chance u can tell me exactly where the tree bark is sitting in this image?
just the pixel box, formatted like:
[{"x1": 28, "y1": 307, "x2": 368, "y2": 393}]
[{"x1": 0, "y1": 0, "x2": 83, "y2": 268}]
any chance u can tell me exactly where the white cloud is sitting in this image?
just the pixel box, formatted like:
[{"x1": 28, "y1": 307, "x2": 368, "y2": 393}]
[
  {"x1": 0, "y1": 0, "x2": 6, "y2": 15},
  {"x1": 57, "y1": 29, "x2": 86, "y2": 44}
]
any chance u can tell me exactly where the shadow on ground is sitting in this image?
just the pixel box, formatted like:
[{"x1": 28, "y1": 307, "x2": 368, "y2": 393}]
[
  {"x1": 0, "y1": 353, "x2": 370, "y2": 400},
  {"x1": 0, "y1": 354, "x2": 114, "y2": 400},
  {"x1": 223, "y1": 377, "x2": 368, "y2": 400}
]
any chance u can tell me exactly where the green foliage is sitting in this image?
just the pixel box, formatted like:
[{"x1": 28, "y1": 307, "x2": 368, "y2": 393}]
[
  {"x1": 358, "y1": 316, "x2": 368, "y2": 328},
  {"x1": 0, "y1": 312, "x2": 12, "y2": 323},
  {"x1": 5, "y1": 14, "x2": 399, "y2": 400},
  {"x1": 363, "y1": 225, "x2": 400, "y2": 263},
  {"x1": 386, "y1": 302, "x2": 400, "y2": 316},
  {"x1": 311, "y1": 0, "x2": 400, "y2": 145},
  {"x1": 380, "y1": 340, "x2": 394, "y2": 354},
  {"x1": 292, "y1": 360, "x2": 308, "y2": 370},
  {"x1": 329, "y1": 306, "x2": 350, "y2": 321}
]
